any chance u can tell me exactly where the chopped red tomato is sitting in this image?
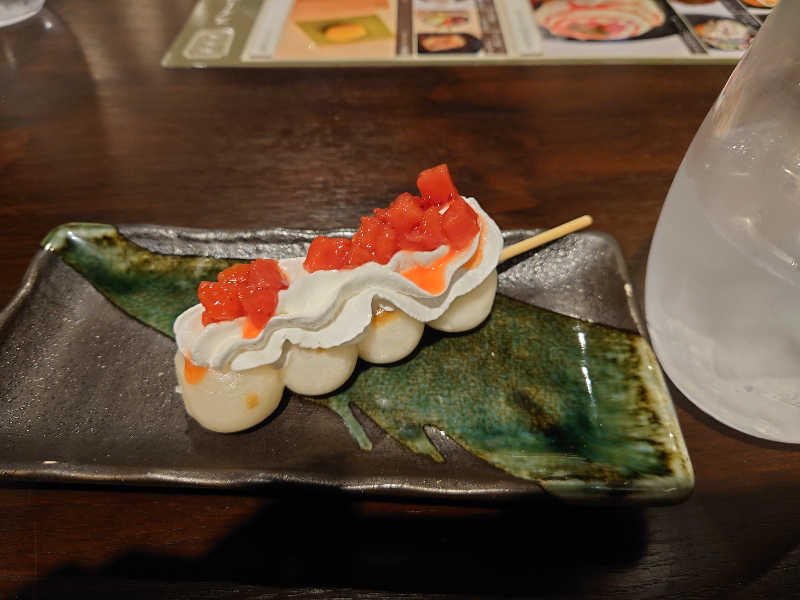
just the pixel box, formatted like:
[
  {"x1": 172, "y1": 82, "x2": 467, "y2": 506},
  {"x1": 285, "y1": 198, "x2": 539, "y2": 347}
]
[
  {"x1": 217, "y1": 263, "x2": 250, "y2": 285},
  {"x1": 304, "y1": 237, "x2": 352, "y2": 272},
  {"x1": 198, "y1": 281, "x2": 245, "y2": 325},
  {"x1": 442, "y1": 195, "x2": 479, "y2": 250},
  {"x1": 237, "y1": 285, "x2": 280, "y2": 329},
  {"x1": 349, "y1": 216, "x2": 398, "y2": 266},
  {"x1": 198, "y1": 259, "x2": 287, "y2": 327},
  {"x1": 347, "y1": 243, "x2": 373, "y2": 268},
  {"x1": 302, "y1": 163, "x2": 476, "y2": 271},
  {"x1": 248, "y1": 258, "x2": 286, "y2": 289},
  {"x1": 376, "y1": 192, "x2": 425, "y2": 234},
  {"x1": 200, "y1": 165, "x2": 482, "y2": 328},
  {"x1": 347, "y1": 243, "x2": 374, "y2": 268},
  {"x1": 416, "y1": 164, "x2": 459, "y2": 208},
  {"x1": 399, "y1": 205, "x2": 448, "y2": 252}
]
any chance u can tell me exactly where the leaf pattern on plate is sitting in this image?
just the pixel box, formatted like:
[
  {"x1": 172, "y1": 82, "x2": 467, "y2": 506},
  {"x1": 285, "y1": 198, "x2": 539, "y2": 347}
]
[
  {"x1": 43, "y1": 223, "x2": 242, "y2": 338},
  {"x1": 314, "y1": 295, "x2": 684, "y2": 486}
]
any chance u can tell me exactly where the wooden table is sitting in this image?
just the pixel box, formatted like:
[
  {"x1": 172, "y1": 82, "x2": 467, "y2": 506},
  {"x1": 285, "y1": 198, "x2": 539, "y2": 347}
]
[{"x1": 3, "y1": 1, "x2": 800, "y2": 598}]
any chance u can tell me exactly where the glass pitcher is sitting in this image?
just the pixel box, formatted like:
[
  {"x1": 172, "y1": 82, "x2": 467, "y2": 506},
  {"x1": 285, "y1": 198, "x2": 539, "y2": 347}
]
[{"x1": 645, "y1": 0, "x2": 800, "y2": 442}]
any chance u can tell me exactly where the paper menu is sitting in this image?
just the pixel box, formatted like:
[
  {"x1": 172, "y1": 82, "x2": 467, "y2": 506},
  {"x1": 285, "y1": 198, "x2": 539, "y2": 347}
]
[{"x1": 162, "y1": 0, "x2": 775, "y2": 67}]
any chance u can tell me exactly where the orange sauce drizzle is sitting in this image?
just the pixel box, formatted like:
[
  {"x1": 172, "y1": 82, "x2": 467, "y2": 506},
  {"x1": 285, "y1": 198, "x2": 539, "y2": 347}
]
[
  {"x1": 245, "y1": 393, "x2": 259, "y2": 409},
  {"x1": 241, "y1": 317, "x2": 263, "y2": 339},
  {"x1": 463, "y1": 244, "x2": 483, "y2": 271},
  {"x1": 183, "y1": 353, "x2": 208, "y2": 385},
  {"x1": 401, "y1": 218, "x2": 486, "y2": 292},
  {"x1": 401, "y1": 247, "x2": 458, "y2": 295},
  {"x1": 372, "y1": 307, "x2": 400, "y2": 328}
]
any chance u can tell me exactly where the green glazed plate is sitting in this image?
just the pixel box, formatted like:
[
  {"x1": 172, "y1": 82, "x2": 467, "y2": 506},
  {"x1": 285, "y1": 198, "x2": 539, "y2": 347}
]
[{"x1": 0, "y1": 224, "x2": 693, "y2": 504}]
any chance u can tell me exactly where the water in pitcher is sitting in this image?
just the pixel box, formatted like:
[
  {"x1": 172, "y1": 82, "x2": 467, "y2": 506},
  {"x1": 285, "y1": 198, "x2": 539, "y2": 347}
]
[{"x1": 645, "y1": 6, "x2": 800, "y2": 442}]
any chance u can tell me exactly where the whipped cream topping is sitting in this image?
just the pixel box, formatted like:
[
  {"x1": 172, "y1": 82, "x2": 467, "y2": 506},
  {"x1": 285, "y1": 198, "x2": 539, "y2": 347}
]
[{"x1": 174, "y1": 197, "x2": 502, "y2": 371}]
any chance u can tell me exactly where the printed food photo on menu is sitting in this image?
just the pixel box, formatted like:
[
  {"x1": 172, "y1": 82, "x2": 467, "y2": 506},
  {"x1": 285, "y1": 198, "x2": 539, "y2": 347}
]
[
  {"x1": 683, "y1": 13, "x2": 755, "y2": 51},
  {"x1": 274, "y1": 0, "x2": 397, "y2": 60},
  {"x1": 740, "y1": 0, "x2": 777, "y2": 7},
  {"x1": 529, "y1": 0, "x2": 698, "y2": 59},
  {"x1": 418, "y1": 9, "x2": 470, "y2": 28},
  {"x1": 417, "y1": 32, "x2": 483, "y2": 53},
  {"x1": 414, "y1": 0, "x2": 484, "y2": 55},
  {"x1": 666, "y1": 0, "x2": 764, "y2": 54},
  {"x1": 532, "y1": 0, "x2": 667, "y2": 41}
]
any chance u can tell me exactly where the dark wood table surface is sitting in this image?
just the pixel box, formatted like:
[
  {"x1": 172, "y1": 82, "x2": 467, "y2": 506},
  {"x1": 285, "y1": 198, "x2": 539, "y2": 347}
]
[{"x1": 2, "y1": 1, "x2": 800, "y2": 598}]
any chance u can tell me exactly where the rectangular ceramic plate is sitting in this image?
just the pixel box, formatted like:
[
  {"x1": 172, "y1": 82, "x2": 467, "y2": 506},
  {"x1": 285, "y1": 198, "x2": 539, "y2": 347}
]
[{"x1": 0, "y1": 226, "x2": 693, "y2": 504}]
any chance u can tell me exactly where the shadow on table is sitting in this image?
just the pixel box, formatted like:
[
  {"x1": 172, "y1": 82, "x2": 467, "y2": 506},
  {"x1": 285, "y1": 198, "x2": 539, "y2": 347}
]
[{"x1": 13, "y1": 496, "x2": 647, "y2": 598}]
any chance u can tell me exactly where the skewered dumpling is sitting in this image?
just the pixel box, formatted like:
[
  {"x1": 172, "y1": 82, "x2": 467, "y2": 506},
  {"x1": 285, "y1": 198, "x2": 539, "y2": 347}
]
[{"x1": 174, "y1": 164, "x2": 503, "y2": 432}]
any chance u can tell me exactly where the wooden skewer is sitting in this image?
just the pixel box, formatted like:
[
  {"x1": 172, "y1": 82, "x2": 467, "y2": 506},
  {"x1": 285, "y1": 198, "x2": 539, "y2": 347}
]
[{"x1": 498, "y1": 215, "x2": 594, "y2": 264}]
